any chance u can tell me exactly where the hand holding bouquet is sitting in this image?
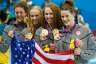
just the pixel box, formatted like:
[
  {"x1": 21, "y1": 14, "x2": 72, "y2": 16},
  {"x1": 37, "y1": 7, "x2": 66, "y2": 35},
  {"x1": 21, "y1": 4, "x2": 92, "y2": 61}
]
[{"x1": 75, "y1": 38, "x2": 83, "y2": 48}]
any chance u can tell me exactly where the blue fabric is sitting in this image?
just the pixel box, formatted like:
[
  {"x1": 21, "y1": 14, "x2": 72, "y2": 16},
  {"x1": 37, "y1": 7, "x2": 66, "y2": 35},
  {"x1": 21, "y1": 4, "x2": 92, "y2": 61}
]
[
  {"x1": 11, "y1": 32, "x2": 35, "y2": 64},
  {"x1": 0, "y1": 24, "x2": 6, "y2": 35}
]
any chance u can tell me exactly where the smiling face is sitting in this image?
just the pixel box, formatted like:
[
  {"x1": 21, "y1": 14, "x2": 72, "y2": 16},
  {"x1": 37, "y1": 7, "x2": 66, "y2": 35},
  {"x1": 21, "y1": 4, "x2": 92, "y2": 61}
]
[
  {"x1": 44, "y1": 7, "x2": 54, "y2": 24},
  {"x1": 30, "y1": 9, "x2": 40, "y2": 26},
  {"x1": 61, "y1": 10, "x2": 74, "y2": 26},
  {"x1": 15, "y1": 7, "x2": 26, "y2": 23}
]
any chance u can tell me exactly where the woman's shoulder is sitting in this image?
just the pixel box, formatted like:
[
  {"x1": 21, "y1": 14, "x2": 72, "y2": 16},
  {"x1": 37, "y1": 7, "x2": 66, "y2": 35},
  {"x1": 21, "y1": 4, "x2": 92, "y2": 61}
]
[
  {"x1": 21, "y1": 28, "x2": 29, "y2": 36},
  {"x1": 76, "y1": 24, "x2": 92, "y2": 34}
]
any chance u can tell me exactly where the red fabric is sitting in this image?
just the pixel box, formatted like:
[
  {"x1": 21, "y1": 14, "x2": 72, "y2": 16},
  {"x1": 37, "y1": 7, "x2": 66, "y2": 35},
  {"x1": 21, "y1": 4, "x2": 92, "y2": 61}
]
[{"x1": 32, "y1": 43, "x2": 74, "y2": 64}]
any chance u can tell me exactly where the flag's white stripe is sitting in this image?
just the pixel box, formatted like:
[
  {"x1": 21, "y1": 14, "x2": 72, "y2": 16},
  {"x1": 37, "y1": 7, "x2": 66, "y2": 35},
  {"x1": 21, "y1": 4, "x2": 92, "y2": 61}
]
[
  {"x1": 35, "y1": 42, "x2": 74, "y2": 60},
  {"x1": 34, "y1": 52, "x2": 48, "y2": 64},
  {"x1": 32, "y1": 62, "x2": 34, "y2": 64}
]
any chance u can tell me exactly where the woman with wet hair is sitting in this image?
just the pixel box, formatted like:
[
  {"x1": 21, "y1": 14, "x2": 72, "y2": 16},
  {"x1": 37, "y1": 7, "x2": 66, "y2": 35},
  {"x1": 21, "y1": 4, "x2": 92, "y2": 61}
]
[{"x1": 54, "y1": 0, "x2": 96, "y2": 64}]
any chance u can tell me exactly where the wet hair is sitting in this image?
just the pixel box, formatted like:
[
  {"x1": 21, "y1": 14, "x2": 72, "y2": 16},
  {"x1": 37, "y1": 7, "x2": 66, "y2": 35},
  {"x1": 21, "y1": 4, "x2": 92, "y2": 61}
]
[
  {"x1": 14, "y1": 2, "x2": 28, "y2": 13},
  {"x1": 0, "y1": 9, "x2": 7, "y2": 22},
  {"x1": 43, "y1": 3, "x2": 63, "y2": 29},
  {"x1": 61, "y1": 0, "x2": 75, "y2": 13}
]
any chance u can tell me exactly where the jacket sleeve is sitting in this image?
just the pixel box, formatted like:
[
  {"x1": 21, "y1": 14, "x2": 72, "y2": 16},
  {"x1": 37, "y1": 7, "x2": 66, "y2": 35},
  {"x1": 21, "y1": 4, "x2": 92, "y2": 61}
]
[
  {"x1": 80, "y1": 28, "x2": 96, "y2": 60},
  {"x1": 0, "y1": 26, "x2": 15, "y2": 53}
]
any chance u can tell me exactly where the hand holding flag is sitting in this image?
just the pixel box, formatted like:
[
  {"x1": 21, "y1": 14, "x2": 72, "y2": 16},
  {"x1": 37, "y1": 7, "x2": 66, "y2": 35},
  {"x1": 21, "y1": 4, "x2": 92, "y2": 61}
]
[
  {"x1": 74, "y1": 38, "x2": 82, "y2": 56},
  {"x1": 25, "y1": 32, "x2": 33, "y2": 41},
  {"x1": 10, "y1": 32, "x2": 35, "y2": 64},
  {"x1": 8, "y1": 30, "x2": 14, "y2": 38},
  {"x1": 9, "y1": 32, "x2": 74, "y2": 64}
]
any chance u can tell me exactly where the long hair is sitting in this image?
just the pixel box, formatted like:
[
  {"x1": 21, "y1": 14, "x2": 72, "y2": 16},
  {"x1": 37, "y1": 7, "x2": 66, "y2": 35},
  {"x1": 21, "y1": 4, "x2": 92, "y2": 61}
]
[
  {"x1": 43, "y1": 3, "x2": 63, "y2": 29},
  {"x1": 24, "y1": 17, "x2": 34, "y2": 36}
]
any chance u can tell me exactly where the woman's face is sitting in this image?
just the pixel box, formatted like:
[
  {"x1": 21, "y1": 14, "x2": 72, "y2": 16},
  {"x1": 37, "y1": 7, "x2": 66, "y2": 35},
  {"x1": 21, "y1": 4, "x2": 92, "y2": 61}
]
[
  {"x1": 44, "y1": 7, "x2": 54, "y2": 24},
  {"x1": 30, "y1": 9, "x2": 40, "y2": 26},
  {"x1": 15, "y1": 7, "x2": 26, "y2": 23},
  {"x1": 61, "y1": 10, "x2": 74, "y2": 26}
]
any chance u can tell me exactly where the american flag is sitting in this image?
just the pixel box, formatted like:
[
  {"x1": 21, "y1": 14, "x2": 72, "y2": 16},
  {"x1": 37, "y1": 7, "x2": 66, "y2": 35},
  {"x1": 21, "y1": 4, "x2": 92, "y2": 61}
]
[
  {"x1": 9, "y1": 32, "x2": 74, "y2": 64},
  {"x1": 10, "y1": 32, "x2": 35, "y2": 64}
]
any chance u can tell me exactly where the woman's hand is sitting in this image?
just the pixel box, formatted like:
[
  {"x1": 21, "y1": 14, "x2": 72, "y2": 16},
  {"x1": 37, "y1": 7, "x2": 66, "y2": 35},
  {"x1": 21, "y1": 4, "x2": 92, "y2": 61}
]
[
  {"x1": 8, "y1": 31, "x2": 14, "y2": 38},
  {"x1": 74, "y1": 48, "x2": 81, "y2": 55},
  {"x1": 75, "y1": 38, "x2": 83, "y2": 47},
  {"x1": 25, "y1": 32, "x2": 33, "y2": 41}
]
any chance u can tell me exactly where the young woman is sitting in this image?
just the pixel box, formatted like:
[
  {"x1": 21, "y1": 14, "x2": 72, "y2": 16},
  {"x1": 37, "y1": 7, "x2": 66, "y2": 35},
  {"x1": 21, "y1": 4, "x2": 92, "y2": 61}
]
[
  {"x1": 0, "y1": 2, "x2": 28, "y2": 63},
  {"x1": 34, "y1": 3, "x2": 63, "y2": 53},
  {"x1": 22, "y1": 6, "x2": 43, "y2": 38},
  {"x1": 54, "y1": 0, "x2": 96, "y2": 64},
  {"x1": 29, "y1": 6, "x2": 43, "y2": 31}
]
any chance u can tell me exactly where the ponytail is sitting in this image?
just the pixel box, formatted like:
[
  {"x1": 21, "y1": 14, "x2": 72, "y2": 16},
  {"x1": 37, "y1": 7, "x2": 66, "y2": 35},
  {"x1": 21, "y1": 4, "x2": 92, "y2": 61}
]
[{"x1": 61, "y1": 0, "x2": 75, "y2": 13}]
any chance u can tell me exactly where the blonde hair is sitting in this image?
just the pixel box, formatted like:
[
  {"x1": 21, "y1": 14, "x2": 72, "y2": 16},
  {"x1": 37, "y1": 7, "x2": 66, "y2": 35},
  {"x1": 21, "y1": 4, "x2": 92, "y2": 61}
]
[
  {"x1": 24, "y1": 17, "x2": 34, "y2": 35},
  {"x1": 30, "y1": 6, "x2": 42, "y2": 12},
  {"x1": 29, "y1": 6, "x2": 43, "y2": 28},
  {"x1": 25, "y1": 6, "x2": 43, "y2": 36}
]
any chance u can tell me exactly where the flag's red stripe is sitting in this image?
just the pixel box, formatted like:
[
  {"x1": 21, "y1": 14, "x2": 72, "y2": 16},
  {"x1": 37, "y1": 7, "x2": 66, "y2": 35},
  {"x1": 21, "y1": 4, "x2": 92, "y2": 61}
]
[
  {"x1": 49, "y1": 59, "x2": 74, "y2": 64},
  {"x1": 34, "y1": 48, "x2": 74, "y2": 64},
  {"x1": 32, "y1": 57, "x2": 41, "y2": 64},
  {"x1": 33, "y1": 58, "x2": 74, "y2": 64},
  {"x1": 55, "y1": 50, "x2": 74, "y2": 55}
]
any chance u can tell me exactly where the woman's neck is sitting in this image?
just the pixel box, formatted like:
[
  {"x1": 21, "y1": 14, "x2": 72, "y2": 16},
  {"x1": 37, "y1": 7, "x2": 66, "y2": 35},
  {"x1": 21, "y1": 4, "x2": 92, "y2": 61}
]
[
  {"x1": 48, "y1": 23, "x2": 53, "y2": 29},
  {"x1": 66, "y1": 22, "x2": 75, "y2": 31},
  {"x1": 16, "y1": 20, "x2": 24, "y2": 24}
]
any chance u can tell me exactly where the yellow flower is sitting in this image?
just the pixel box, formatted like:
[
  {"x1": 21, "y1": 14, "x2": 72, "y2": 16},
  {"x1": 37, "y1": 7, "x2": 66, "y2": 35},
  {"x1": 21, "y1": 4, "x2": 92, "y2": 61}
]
[
  {"x1": 70, "y1": 39, "x2": 75, "y2": 49},
  {"x1": 44, "y1": 45, "x2": 50, "y2": 52}
]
